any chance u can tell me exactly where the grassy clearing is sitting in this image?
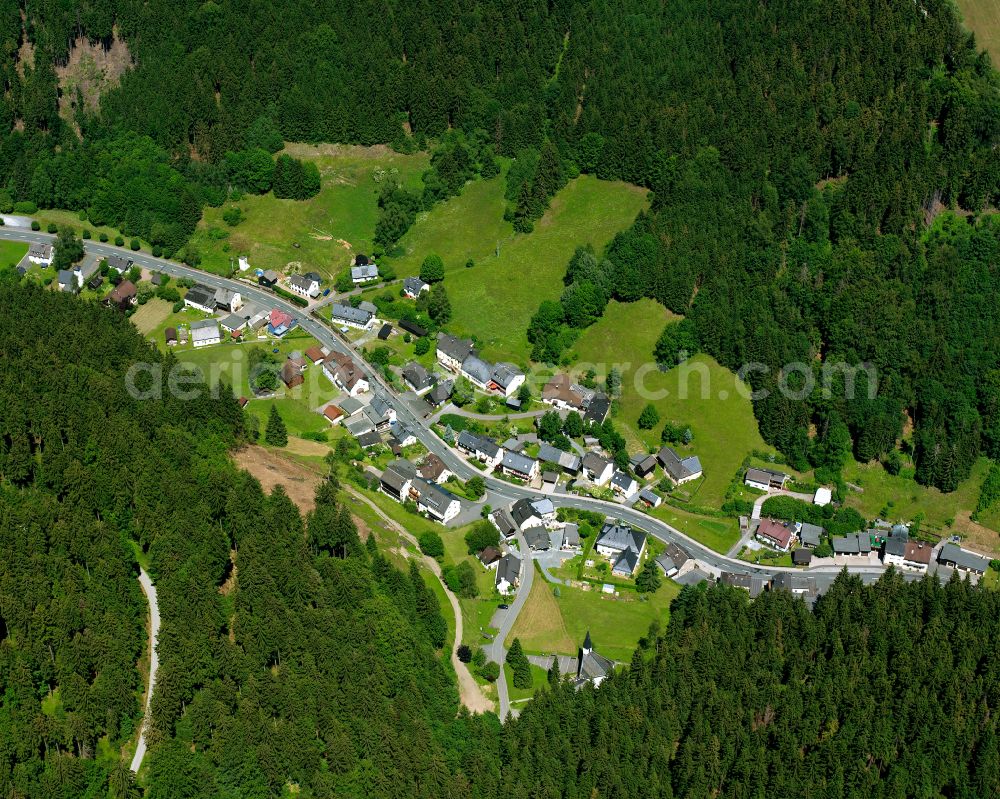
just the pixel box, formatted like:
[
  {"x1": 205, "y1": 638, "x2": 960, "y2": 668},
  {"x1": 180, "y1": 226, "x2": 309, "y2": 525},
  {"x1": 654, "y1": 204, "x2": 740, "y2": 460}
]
[
  {"x1": 504, "y1": 663, "x2": 549, "y2": 703},
  {"x1": 403, "y1": 176, "x2": 648, "y2": 363},
  {"x1": 32, "y1": 209, "x2": 124, "y2": 244},
  {"x1": 189, "y1": 144, "x2": 430, "y2": 280},
  {"x1": 574, "y1": 305, "x2": 772, "y2": 506},
  {"x1": 647, "y1": 505, "x2": 741, "y2": 553},
  {"x1": 954, "y1": 0, "x2": 1000, "y2": 60},
  {"x1": 509, "y1": 564, "x2": 678, "y2": 663},
  {"x1": 0, "y1": 239, "x2": 27, "y2": 266},
  {"x1": 130, "y1": 298, "x2": 173, "y2": 334}
]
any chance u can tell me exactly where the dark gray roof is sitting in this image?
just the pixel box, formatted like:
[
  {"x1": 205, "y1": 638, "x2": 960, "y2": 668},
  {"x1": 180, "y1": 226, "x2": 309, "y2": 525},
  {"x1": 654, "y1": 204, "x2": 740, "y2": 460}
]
[
  {"x1": 437, "y1": 333, "x2": 475, "y2": 362},
  {"x1": 490, "y1": 508, "x2": 518, "y2": 537},
  {"x1": 424, "y1": 380, "x2": 453, "y2": 406},
  {"x1": 655, "y1": 553, "x2": 677, "y2": 574},
  {"x1": 356, "y1": 431, "x2": 382, "y2": 448},
  {"x1": 638, "y1": 487, "x2": 661, "y2": 505},
  {"x1": 497, "y1": 553, "x2": 521, "y2": 587},
  {"x1": 185, "y1": 284, "x2": 215, "y2": 307},
  {"x1": 595, "y1": 521, "x2": 646, "y2": 555},
  {"x1": 792, "y1": 548, "x2": 813, "y2": 566},
  {"x1": 380, "y1": 460, "x2": 415, "y2": 494},
  {"x1": 745, "y1": 467, "x2": 788, "y2": 485},
  {"x1": 612, "y1": 549, "x2": 639, "y2": 575},
  {"x1": 538, "y1": 442, "x2": 581, "y2": 472},
  {"x1": 289, "y1": 274, "x2": 315, "y2": 291},
  {"x1": 220, "y1": 313, "x2": 245, "y2": 330},
  {"x1": 462, "y1": 354, "x2": 492, "y2": 384},
  {"x1": 524, "y1": 526, "x2": 550, "y2": 550},
  {"x1": 562, "y1": 523, "x2": 580, "y2": 547},
  {"x1": 583, "y1": 393, "x2": 610, "y2": 424},
  {"x1": 610, "y1": 470, "x2": 636, "y2": 491},
  {"x1": 500, "y1": 450, "x2": 536, "y2": 476},
  {"x1": 577, "y1": 649, "x2": 614, "y2": 683},
  {"x1": 657, "y1": 446, "x2": 702, "y2": 481},
  {"x1": 403, "y1": 276, "x2": 428, "y2": 294},
  {"x1": 490, "y1": 362, "x2": 523, "y2": 389},
  {"x1": 331, "y1": 303, "x2": 373, "y2": 325},
  {"x1": 884, "y1": 536, "x2": 907, "y2": 557},
  {"x1": 799, "y1": 522, "x2": 824, "y2": 547},
  {"x1": 720, "y1": 571, "x2": 770, "y2": 598},
  {"x1": 57, "y1": 269, "x2": 75, "y2": 288},
  {"x1": 511, "y1": 498, "x2": 540, "y2": 528},
  {"x1": 833, "y1": 535, "x2": 860, "y2": 555},
  {"x1": 106, "y1": 253, "x2": 131, "y2": 271},
  {"x1": 582, "y1": 451, "x2": 612, "y2": 475},
  {"x1": 413, "y1": 478, "x2": 456, "y2": 515},
  {"x1": 938, "y1": 543, "x2": 990, "y2": 572},
  {"x1": 457, "y1": 430, "x2": 501, "y2": 459}
]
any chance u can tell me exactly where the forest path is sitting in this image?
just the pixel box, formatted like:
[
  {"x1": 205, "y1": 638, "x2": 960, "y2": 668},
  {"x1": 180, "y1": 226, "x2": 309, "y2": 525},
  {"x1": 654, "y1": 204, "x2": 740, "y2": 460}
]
[
  {"x1": 344, "y1": 486, "x2": 495, "y2": 715},
  {"x1": 130, "y1": 569, "x2": 160, "y2": 773}
]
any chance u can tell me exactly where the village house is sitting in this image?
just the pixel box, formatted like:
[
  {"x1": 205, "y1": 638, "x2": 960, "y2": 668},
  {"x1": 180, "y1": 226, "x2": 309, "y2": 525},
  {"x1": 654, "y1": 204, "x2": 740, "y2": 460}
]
[
  {"x1": 755, "y1": 518, "x2": 795, "y2": 552},
  {"x1": 220, "y1": 313, "x2": 246, "y2": 335},
  {"x1": 581, "y1": 452, "x2": 615, "y2": 486},
  {"x1": 410, "y1": 478, "x2": 461, "y2": 523},
  {"x1": 336, "y1": 396, "x2": 365, "y2": 418},
  {"x1": 487, "y1": 363, "x2": 525, "y2": 397},
  {"x1": 538, "y1": 443, "x2": 582, "y2": 474},
  {"x1": 798, "y1": 522, "x2": 824, "y2": 548},
  {"x1": 104, "y1": 280, "x2": 137, "y2": 310},
  {"x1": 720, "y1": 571, "x2": 771, "y2": 598},
  {"x1": 321, "y1": 404, "x2": 344, "y2": 425},
  {"x1": 881, "y1": 529, "x2": 909, "y2": 566},
  {"x1": 402, "y1": 362, "x2": 434, "y2": 393},
  {"x1": 499, "y1": 450, "x2": 539, "y2": 482},
  {"x1": 610, "y1": 470, "x2": 638, "y2": 497},
  {"x1": 594, "y1": 521, "x2": 647, "y2": 576},
  {"x1": 280, "y1": 359, "x2": 305, "y2": 389},
  {"x1": 631, "y1": 453, "x2": 658, "y2": 479},
  {"x1": 330, "y1": 303, "x2": 374, "y2": 330},
  {"x1": 902, "y1": 540, "x2": 933, "y2": 572},
  {"x1": 380, "y1": 460, "x2": 417, "y2": 502},
  {"x1": 456, "y1": 430, "x2": 504, "y2": 468},
  {"x1": 436, "y1": 333, "x2": 475, "y2": 372},
  {"x1": 583, "y1": 393, "x2": 611, "y2": 425},
  {"x1": 355, "y1": 430, "x2": 383, "y2": 449},
  {"x1": 658, "y1": 446, "x2": 703, "y2": 485},
  {"x1": 638, "y1": 487, "x2": 662, "y2": 508},
  {"x1": 105, "y1": 254, "x2": 133, "y2": 274},
  {"x1": 489, "y1": 507, "x2": 519, "y2": 540},
  {"x1": 418, "y1": 454, "x2": 451, "y2": 484},
  {"x1": 305, "y1": 346, "x2": 326, "y2": 364},
  {"x1": 363, "y1": 395, "x2": 397, "y2": 430},
  {"x1": 258, "y1": 269, "x2": 280, "y2": 287},
  {"x1": 164, "y1": 327, "x2": 178, "y2": 346},
  {"x1": 424, "y1": 380, "x2": 454, "y2": 409},
  {"x1": 541, "y1": 373, "x2": 590, "y2": 411},
  {"x1": 460, "y1": 354, "x2": 492, "y2": 388},
  {"x1": 744, "y1": 467, "x2": 790, "y2": 491},
  {"x1": 389, "y1": 422, "x2": 417, "y2": 448},
  {"x1": 184, "y1": 284, "x2": 216, "y2": 313},
  {"x1": 214, "y1": 287, "x2": 242, "y2": 312},
  {"x1": 523, "y1": 526, "x2": 550, "y2": 551},
  {"x1": 402, "y1": 276, "x2": 429, "y2": 298},
  {"x1": 496, "y1": 553, "x2": 522, "y2": 594},
  {"x1": 57, "y1": 269, "x2": 77, "y2": 293},
  {"x1": 478, "y1": 546, "x2": 502, "y2": 569},
  {"x1": 351, "y1": 263, "x2": 379, "y2": 284},
  {"x1": 191, "y1": 319, "x2": 221, "y2": 348},
  {"x1": 834, "y1": 532, "x2": 873, "y2": 556},
  {"x1": 288, "y1": 274, "x2": 320, "y2": 299},
  {"x1": 323, "y1": 352, "x2": 370, "y2": 396},
  {"x1": 561, "y1": 523, "x2": 580, "y2": 550},
  {"x1": 27, "y1": 242, "x2": 53, "y2": 266}
]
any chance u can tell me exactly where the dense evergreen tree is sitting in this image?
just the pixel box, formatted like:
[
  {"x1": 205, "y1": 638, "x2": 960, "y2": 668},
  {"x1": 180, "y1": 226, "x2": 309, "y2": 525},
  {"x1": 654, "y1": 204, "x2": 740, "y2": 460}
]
[{"x1": 264, "y1": 404, "x2": 288, "y2": 447}]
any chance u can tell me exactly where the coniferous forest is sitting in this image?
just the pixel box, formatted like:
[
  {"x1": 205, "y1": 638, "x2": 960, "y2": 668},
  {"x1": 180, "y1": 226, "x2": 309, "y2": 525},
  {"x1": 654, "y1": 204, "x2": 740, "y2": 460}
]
[
  {"x1": 2, "y1": 0, "x2": 1000, "y2": 486},
  {"x1": 3, "y1": 280, "x2": 1000, "y2": 796}
]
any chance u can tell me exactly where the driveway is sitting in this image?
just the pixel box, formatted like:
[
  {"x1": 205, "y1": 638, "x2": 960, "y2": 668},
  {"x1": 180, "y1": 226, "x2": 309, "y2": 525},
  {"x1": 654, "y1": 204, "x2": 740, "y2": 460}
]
[{"x1": 488, "y1": 531, "x2": 534, "y2": 721}]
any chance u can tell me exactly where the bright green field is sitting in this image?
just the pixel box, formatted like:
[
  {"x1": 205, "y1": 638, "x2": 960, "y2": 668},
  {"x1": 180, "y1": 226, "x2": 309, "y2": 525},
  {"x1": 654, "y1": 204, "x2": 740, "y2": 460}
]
[
  {"x1": 648, "y1": 504, "x2": 741, "y2": 554},
  {"x1": 504, "y1": 663, "x2": 549, "y2": 703},
  {"x1": 574, "y1": 301, "x2": 773, "y2": 508},
  {"x1": 0, "y1": 240, "x2": 27, "y2": 267},
  {"x1": 954, "y1": 0, "x2": 1000, "y2": 60},
  {"x1": 396, "y1": 175, "x2": 648, "y2": 363},
  {"x1": 189, "y1": 144, "x2": 431, "y2": 279}
]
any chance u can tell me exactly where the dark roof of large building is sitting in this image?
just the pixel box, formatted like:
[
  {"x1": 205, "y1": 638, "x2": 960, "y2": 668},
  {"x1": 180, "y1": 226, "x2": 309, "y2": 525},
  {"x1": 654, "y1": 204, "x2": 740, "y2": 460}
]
[
  {"x1": 497, "y1": 553, "x2": 521, "y2": 587},
  {"x1": 331, "y1": 303, "x2": 373, "y2": 325},
  {"x1": 583, "y1": 393, "x2": 611, "y2": 424},
  {"x1": 437, "y1": 332, "x2": 475, "y2": 362},
  {"x1": 595, "y1": 521, "x2": 646, "y2": 555},
  {"x1": 490, "y1": 507, "x2": 519, "y2": 537},
  {"x1": 657, "y1": 446, "x2": 703, "y2": 481},
  {"x1": 612, "y1": 548, "x2": 640, "y2": 575},
  {"x1": 523, "y1": 526, "x2": 551, "y2": 550},
  {"x1": 939, "y1": 543, "x2": 990, "y2": 572},
  {"x1": 184, "y1": 284, "x2": 215, "y2": 308},
  {"x1": 457, "y1": 430, "x2": 501, "y2": 459},
  {"x1": 500, "y1": 450, "x2": 536, "y2": 476}
]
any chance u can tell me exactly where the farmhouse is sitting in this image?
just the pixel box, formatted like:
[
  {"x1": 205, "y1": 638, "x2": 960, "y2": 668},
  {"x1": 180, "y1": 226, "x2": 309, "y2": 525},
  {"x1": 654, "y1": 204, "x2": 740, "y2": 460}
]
[
  {"x1": 27, "y1": 243, "x2": 53, "y2": 266},
  {"x1": 610, "y1": 470, "x2": 638, "y2": 497},
  {"x1": 57, "y1": 270, "x2": 77, "y2": 293},
  {"x1": 478, "y1": 546, "x2": 502, "y2": 569},
  {"x1": 744, "y1": 467, "x2": 790, "y2": 491},
  {"x1": 657, "y1": 446, "x2": 703, "y2": 485},
  {"x1": 288, "y1": 274, "x2": 320, "y2": 298},
  {"x1": 403, "y1": 276, "x2": 429, "y2": 298},
  {"x1": 330, "y1": 303, "x2": 374, "y2": 330},
  {"x1": 258, "y1": 269, "x2": 280, "y2": 287},
  {"x1": 541, "y1": 374, "x2": 590, "y2": 411},
  {"x1": 411, "y1": 478, "x2": 461, "y2": 523},
  {"x1": 190, "y1": 319, "x2": 221, "y2": 348},
  {"x1": 184, "y1": 284, "x2": 216, "y2": 313},
  {"x1": 380, "y1": 459, "x2": 416, "y2": 501},
  {"x1": 424, "y1": 380, "x2": 453, "y2": 408},
  {"x1": 488, "y1": 363, "x2": 525, "y2": 397},
  {"x1": 583, "y1": 393, "x2": 611, "y2": 425},
  {"x1": 436, "y1": 333, "x2": 475, "y2": 371},
  {"x1": 461, "y1": 354, "x2": 492, "y2": 388}
]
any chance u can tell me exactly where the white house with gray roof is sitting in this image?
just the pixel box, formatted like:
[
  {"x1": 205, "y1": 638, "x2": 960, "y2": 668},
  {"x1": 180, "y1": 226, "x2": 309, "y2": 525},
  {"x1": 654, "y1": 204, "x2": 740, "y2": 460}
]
[
  {"x1": 594, "y1": 521, "x2": 647, "y2": 576},
  {"x1": 287, "y1": 274, "x2": 320, "y2": 298},
  {"x1": 456, "y1": 431, "x2": 503, "y2": 467},
  {"x1": 499, "y1": 450, "x2": 539, "y2": 482},
  {"x1": 437, "y1": 333, "x2": 475, "y2": 371},
  {"x1": 190, "y1": 319, "x2": 221, "y2": 348},
  {"x1": 330, "y1": 303, "x2": 374, "y2": 330},
  {"x1": 582, "y1": 452, "x2": 614, "y2": 486},
  {"x1": 28, "y1": 242, "x2": 53, "y2": 266},
  {"x1": 351, "y1": 263, "x2": 379, "y2": 283},
  {"x1": 412, "y1": 478, "x2": 461, "y2": 524},
  {"x1": 496, "y1": 553, "x2": 521, "y2": 594}
]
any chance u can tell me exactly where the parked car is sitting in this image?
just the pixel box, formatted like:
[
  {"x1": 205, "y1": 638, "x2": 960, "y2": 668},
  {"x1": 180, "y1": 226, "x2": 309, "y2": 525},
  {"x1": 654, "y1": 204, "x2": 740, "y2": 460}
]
[
  {"x1": 323, "y1": 288, "x2": 331, "y2": 296},
  {"x1": 498, "y1": 603, "x2": 510, "y2": 610}
]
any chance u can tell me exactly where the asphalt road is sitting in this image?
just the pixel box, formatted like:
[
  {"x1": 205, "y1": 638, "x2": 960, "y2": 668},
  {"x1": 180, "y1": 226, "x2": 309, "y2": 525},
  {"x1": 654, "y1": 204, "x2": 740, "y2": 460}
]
[
  {"x1": 489, "y1": 530, "x2": 534, "y2": 721},
  {"x1": 4, "y1": 229, "x2": 900, "y2": 718}
]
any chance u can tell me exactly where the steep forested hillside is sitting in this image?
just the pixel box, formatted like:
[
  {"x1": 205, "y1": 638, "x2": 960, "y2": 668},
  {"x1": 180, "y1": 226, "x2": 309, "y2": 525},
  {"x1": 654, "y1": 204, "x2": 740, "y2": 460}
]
[
  {"x1": 497, "y1": 573, "x2": 1000, "y2": 798},
  {"x1": 0, "y1": 282, "x2": 499, "y2": 798},
  {"x1": 2, "y1": 0, "x2": 1000, "y2": 488}
]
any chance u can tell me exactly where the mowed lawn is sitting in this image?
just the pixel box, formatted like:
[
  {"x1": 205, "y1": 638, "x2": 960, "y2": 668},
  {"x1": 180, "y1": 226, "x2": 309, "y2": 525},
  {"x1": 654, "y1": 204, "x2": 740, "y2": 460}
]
[
  {"x1": 509, "y1": 566, "x2": 678, "y2": 663},
  {"x1": 408, "y1": 175, "x2": 648, "y2": 363},
  {"x1": 190, "y1": 144, "x2": 430, "y2": 280},
  {"x1": 574, "y1": 301, "x2": 772, "y2": 508},
  {"x1": 954, "y1": 0, "x2": 1000, "y2": 59},
  {"x1": 130, "y1": 298, "x2": 173, "y2": 335},
  {"x1": 0, "y1": 240, "x2": 27, "y2": 267}
]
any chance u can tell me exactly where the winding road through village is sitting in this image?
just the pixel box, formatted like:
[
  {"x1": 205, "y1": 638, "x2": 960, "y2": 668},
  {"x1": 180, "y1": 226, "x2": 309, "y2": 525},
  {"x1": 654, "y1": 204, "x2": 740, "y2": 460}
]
[{"x1": 0, "y1": 228, "x2": 899, "y2": 726}]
